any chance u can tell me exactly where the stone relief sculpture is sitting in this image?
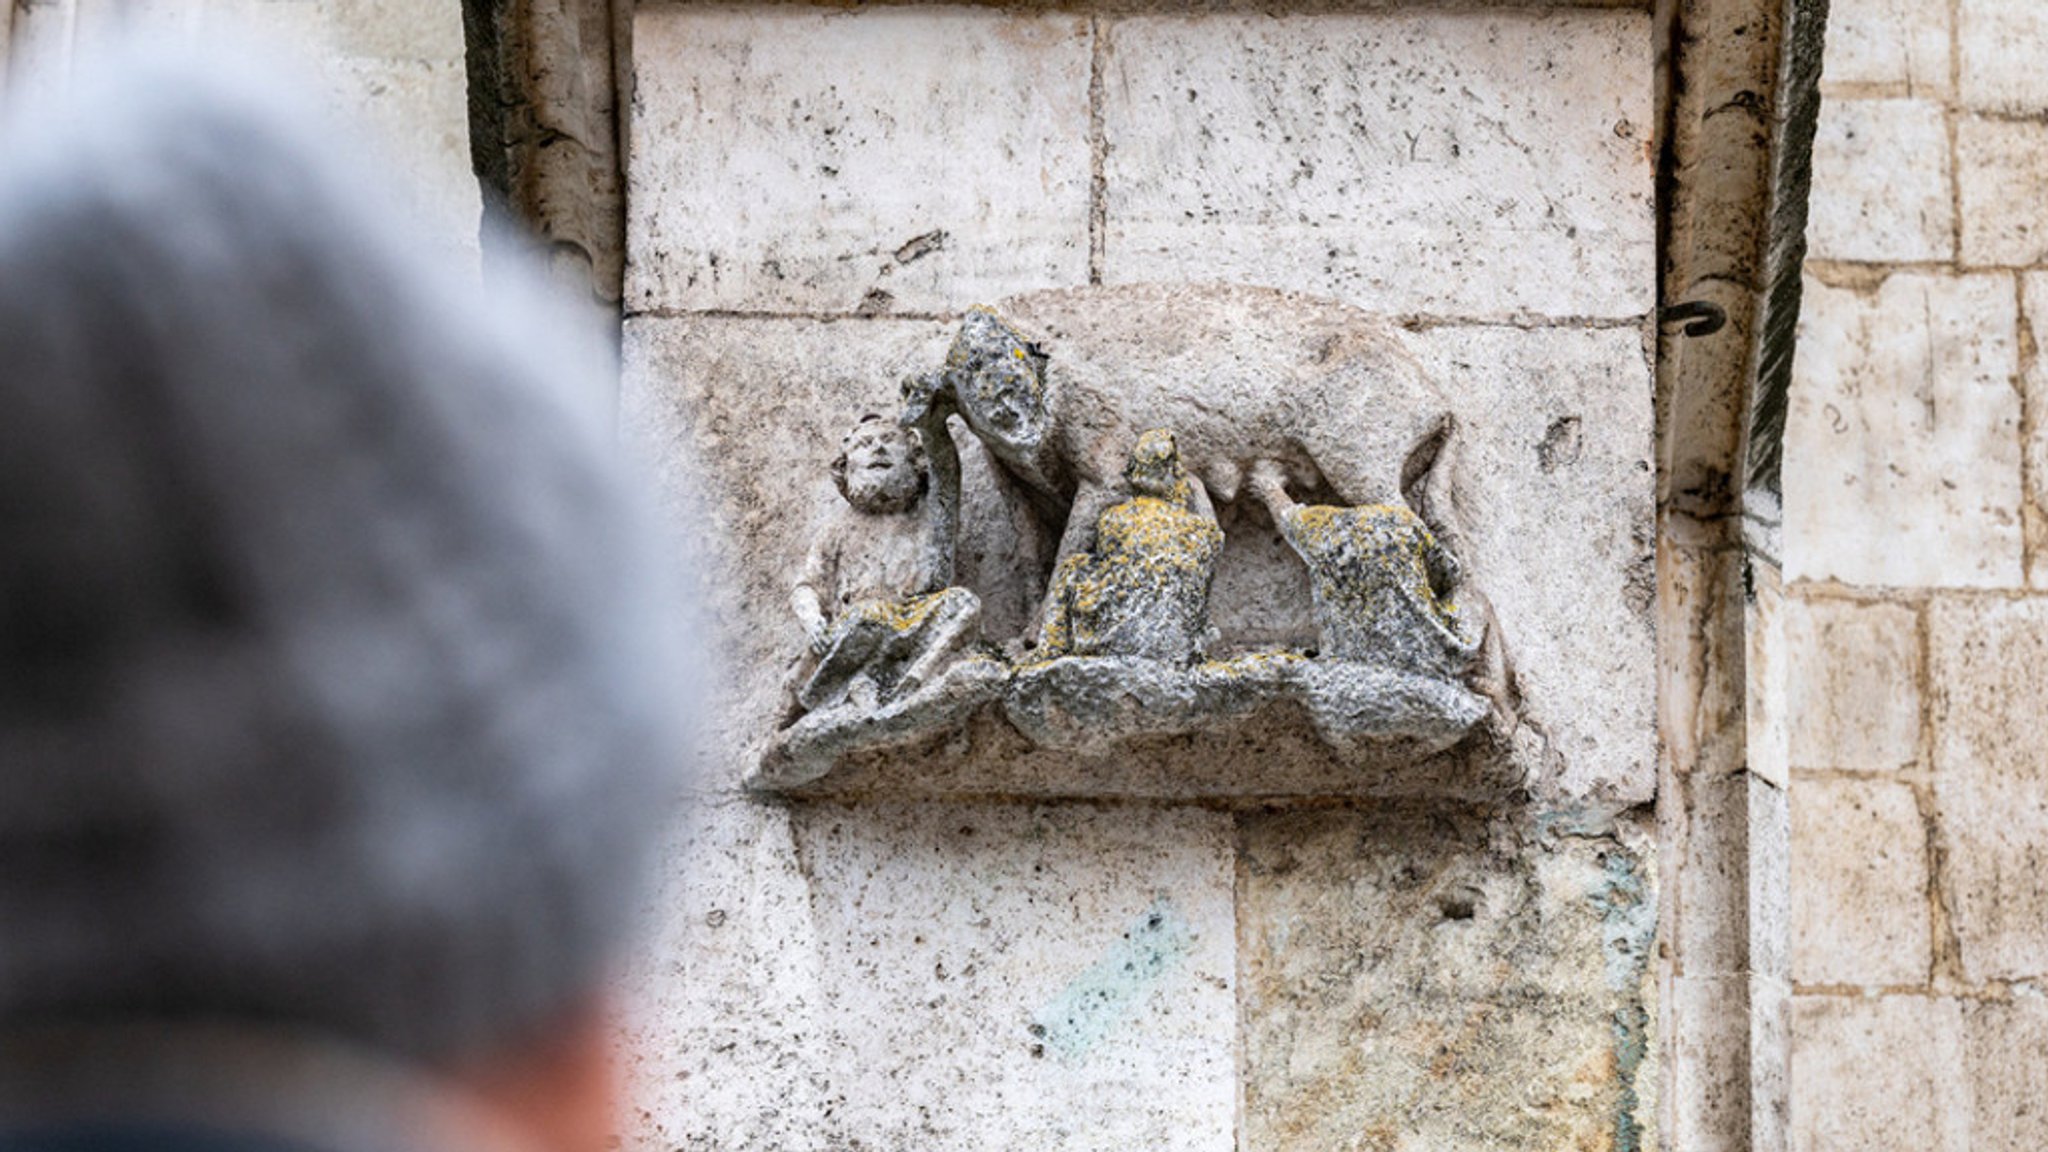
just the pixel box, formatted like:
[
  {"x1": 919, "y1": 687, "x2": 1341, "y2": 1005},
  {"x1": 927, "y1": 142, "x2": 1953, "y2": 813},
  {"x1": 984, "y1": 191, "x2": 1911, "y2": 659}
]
[
  {"x1": 782, "y1": 410, "x2": 987, "y2": 720},
  {"x1": 1248, "y1": 459, "x2": 1480, "y2": 680},
  {"x1": 755, "y1": 290, "x2": 1508, "y2": 791},
  {"x1": 1037, "y1": 430, "x2": 1222, "y2": 664}
]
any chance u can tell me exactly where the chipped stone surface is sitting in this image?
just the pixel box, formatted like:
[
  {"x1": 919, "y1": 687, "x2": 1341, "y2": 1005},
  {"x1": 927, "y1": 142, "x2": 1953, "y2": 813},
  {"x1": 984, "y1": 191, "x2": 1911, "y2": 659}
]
[
  {"x1": 1961, "y1": 996, "x2": 2048, "y2": 1151},
  {"x1": 1821, "y1": 0, "x2": 1952, "y2": 96},
  {"x1": 1957, "y1": 117, "x2": 2048, "y2": 268},
  {"x1": 1239, "y1": 808, "x2": 1656, "y2": 1152},
  {"x1": 1786, "y1": 273, "x2": 2023, "y2": 589},
  {"x1": 1930, "y1": 595, "x2": 2048, "y2": 982},
  {"x1": 619, "y1": 799, "x2": 1235, "y2": 1152},
  {"x1": 1790, "y1": 778, "x2": 1930, "y2": 986},
  {"x1": 1098, "y1": 10, "x2": 1654, "y2": 321},
  {"x1": 1959, "y1": 0, "x2": 2048, "y2": 115},
  {"x1": 1790, "y1": 995, "x2": 1968, "y2": 1152},
  {"x1": 1806, "y1": 99, "x2": 1953, "y2": 265},
  {"x1": 1667, "y1": 976, "x2": 1750, "y2": 1152},
  {"x1": 1748, "y1": 563, "x2": 1790, "y2": 790},
  {"x1": 1784, "y1": 597, "x2": 1923, "y2": 773},
  {"x1": 1404, "y1": 324, "x2": 1655, "y2": 809},
  {"x1": 2018, "y1": 273, "x2": 2048, "y2": 589},
  {"x1": 627, "y1": 6, "x2": 1091, "y2": 315}
]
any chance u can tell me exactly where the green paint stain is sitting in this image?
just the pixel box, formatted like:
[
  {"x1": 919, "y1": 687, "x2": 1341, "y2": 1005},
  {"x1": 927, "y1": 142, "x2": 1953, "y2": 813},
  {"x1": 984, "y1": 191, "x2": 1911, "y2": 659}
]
[
  {"x1": 1592, "y1": 849, "x2": 1656, "y2": 1152},
  {"x1": 1031, "y1": 897, "x2": 1194, "y2": 1061}
]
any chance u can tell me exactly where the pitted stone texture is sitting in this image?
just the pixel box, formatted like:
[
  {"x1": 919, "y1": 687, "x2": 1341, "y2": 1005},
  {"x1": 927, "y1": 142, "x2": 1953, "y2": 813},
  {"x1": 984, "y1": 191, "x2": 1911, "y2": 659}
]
[
  {"x1": 1784, "y1": 597, "x2": 1923, "y2": 773},
  {"x1": 1807, "y1": 99, "x2": 1953, "y2": 264},
  {"x1": 1821, "y1": 0, "x2": 1951, "y2": 96},
  {"x1": 1748, "y1": 563, "x2": 1790, "y2": 789},
  {"x1": 1960, "y1": 0, "x2": 2048, "y2": 115},
  {"x1": 617, "y1": 800, "x2": 832, "y2": 1152},
  {"x1": 1790, "y1": 995, "x2": 1968, "y2": 1152},
  {"x1": 1666, "y1": 975, "x2": 1751, "y2": 1152},
  {"x1": 1786, "y1": 273, "x2": 2023, "y2": 589},
  {"x1": 1099, "y1": 11, "x2": 1653, "y2": 321},
  {"x1": 1961, "y1": 997, "x2": 2048, "y2": 1151},
  {"x1": 1930, "y1": 596, "x2": 2048, "y2": 982},
  {"x1": 2018, "y1": 274, "x2": 2048, "y2": 589},
  {"x1": 618, "y1": 800, "x2": 1235, "y2": 1152},
  {"x1": 1670, "y1": 772, "x2": 1779, "y2": 980},
  {"x1": 793, "y1": 802, "x2": 1235, "y2": 1152},
  {"x1": 1404, "y1": 324, "x2": 1655, "y2": 809},
  {"x1": 627, "y1": 7, "x2": 1090, "y2": 315},
  {"x1": 1240, "y1": 809, "x2": 1656, "y2": 1152},
  {"x1": 1958, "y1": 118, "x2": 2048, "y2": 268},
  {"x1": 1790, "y1": 778, "x2": 1931, "y2": 986}
]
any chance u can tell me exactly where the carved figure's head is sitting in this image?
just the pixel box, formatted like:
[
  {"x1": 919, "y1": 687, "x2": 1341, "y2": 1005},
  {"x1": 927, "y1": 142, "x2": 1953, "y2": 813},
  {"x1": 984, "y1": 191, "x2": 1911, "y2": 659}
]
[
  {"x1": 1125, "y1": 428, "x2": 1192, "y2": 506},
  {"x1": 941, "y1": 307, "x2": 1050, "y2": 461},
  {"x1": 832, "y1": 413, "x2": 927, "y2": 514}
]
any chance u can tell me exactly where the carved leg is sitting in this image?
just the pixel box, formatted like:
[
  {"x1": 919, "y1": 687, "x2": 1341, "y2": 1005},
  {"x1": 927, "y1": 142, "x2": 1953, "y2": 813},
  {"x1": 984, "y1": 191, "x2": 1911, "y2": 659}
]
[
  {"x1": 897, "y1": 589, "x2": 983, "y2": 695},
  {"x1": 1248, "y1": 459, "x2": 1297, "y2": 524},
  {"x1": 1029, "y1": 480, "x2": 1117, "y2": 638}
]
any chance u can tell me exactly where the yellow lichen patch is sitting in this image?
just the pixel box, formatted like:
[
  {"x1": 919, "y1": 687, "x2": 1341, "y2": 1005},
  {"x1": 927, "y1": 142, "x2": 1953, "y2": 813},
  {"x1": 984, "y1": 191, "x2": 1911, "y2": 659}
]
[
  {"x1": 1038, "y1": 492, "x2": 1223, "y2": 661},
  {"x1": 1275, "y1": 502, "x2": 1477, "y2": 673}
]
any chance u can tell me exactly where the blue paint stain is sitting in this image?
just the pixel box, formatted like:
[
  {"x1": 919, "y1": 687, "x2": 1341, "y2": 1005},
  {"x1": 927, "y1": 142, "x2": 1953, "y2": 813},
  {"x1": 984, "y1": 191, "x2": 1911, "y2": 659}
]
[
  {"x1": 1031, "y1": 897, "x2": 1194, "y2": 1061},
  {"x1": 1591, "y1": 849, "x2": 1656, "y2": 1152}
]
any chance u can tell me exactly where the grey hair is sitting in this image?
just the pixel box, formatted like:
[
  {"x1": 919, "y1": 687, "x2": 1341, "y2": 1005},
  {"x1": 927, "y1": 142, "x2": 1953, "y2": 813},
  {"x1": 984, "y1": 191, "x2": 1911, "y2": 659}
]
[{"x1": 0, "y1": 51, "x2": 695, "y2": 1062}]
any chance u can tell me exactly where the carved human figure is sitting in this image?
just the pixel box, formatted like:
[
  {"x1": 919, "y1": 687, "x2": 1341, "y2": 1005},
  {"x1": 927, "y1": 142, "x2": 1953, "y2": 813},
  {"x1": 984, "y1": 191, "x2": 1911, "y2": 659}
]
[
  {"x1": 788, "y1": 413, "x2": 980, "y2": 715},
  {"x1": 1249, "y1": 459, "x2": 1480, "y2": 682},
  {"x1": 1036, "y1": 429, "x2": 1223, "y2": 664}
]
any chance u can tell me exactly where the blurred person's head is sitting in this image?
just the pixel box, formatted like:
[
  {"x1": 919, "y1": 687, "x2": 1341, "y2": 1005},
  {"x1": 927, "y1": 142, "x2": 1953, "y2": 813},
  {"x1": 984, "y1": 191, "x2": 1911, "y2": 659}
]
[{"x1": 0, "y1": 45, "x2": 692, "y2": 1152}]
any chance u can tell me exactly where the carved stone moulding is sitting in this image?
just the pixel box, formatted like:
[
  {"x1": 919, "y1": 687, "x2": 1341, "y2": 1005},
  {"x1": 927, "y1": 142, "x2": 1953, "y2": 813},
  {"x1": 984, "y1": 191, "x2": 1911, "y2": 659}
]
[{"x1": 750, "y1": 284, "x2": 1517, "y2": 801}]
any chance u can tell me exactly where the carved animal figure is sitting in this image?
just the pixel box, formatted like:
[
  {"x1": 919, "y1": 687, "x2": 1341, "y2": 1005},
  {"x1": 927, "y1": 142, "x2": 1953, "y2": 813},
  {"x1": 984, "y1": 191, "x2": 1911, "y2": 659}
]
[{"x1": 905, "y1": 285, "x2": 1461, "y2": 614}]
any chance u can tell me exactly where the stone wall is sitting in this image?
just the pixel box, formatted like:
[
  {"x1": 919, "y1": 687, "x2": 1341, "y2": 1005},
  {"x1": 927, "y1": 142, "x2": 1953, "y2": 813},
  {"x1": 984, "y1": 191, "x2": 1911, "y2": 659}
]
[
  {"x1": 619, "y1": 5, "x2": 1661, "y2": 1150},
  {"x1": 1780, "y1": 0, "x2": 2048, "y2": 1147},
  {"x1": 2, "y1": 0, "x2": 478, "y2": 268}
]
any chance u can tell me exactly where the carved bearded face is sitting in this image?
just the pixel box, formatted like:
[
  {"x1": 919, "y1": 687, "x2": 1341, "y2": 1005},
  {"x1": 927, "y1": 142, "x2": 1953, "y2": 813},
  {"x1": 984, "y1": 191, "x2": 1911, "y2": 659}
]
[{"x1": 834, "y1": 416, "x2": 926, "y2": 514}]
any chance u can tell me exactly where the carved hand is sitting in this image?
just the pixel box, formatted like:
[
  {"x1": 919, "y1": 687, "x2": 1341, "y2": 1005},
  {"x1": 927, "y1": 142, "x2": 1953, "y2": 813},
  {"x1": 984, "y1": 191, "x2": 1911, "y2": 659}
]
[{"x1": 791, "y1": 587, "x2": 832, "y2": 653}]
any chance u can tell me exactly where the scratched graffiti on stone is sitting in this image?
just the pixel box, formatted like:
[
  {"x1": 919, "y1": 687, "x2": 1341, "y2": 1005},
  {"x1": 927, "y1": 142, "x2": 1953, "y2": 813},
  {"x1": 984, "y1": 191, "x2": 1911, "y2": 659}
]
[{"x1": 755, "y1": 290, "x2": 1509, "y2": 791}]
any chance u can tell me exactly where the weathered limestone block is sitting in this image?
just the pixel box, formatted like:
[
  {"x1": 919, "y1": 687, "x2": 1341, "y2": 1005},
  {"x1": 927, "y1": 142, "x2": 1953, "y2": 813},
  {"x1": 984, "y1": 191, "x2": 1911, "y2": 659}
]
[
  {"x1": 1099, "y1": 10, "x2": 1653, "y2": 320},
  {"x1": 615, "y1": 799, "x2": 832, "y2": 1152},
  {"x1": 627, "y1": 6, "x2": 1091, "y2": 315},
  {"x1": 1807, "y1": 98, "x2": 1954, "y2": 264},
  {"x1": 1960, "y1": 0, "x2": 2048, "y2": 115},
  {"x1": 1784, "y1": 597, "x2": 1923, "y2": 773},
  {"x1": 1930, "y1": 596, "x2": 2048, "y2": 982},
  {"x1": 1790, "y1": 777, "x2": 1931, "y2": 986},
  {"x1": 1401, "y1": 325, "x2": 1653, "y2": 810},
  {"x1": 1958, "y1": 118, "x2": 2048, "y2": 268},
  {"x1": 1790, "y1": 995, "x2": 1968, "y2": 1152},
  {"x1": 618, "y1": 799, "x2": 1236, "y2": 1152},
  {"x1": 2022, "y1": 274, "x2": 2048, "y2": 589},
  {"x1": 1821, "y1": 0, "x2": 1952, "y2": 95},
  {"x1": 1787, "y1": 273, "x2": 2023, "y2": 589},
  {"x1": 788, "y1": 803, "x2": 1236, "y2": 1151},
  {"x1": 1962, "y1": 997, "x2": 2048, "y2": 1151},
  {"x1": 1239, "y1": 809, "x2": 1657, "y2": 1152}
]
